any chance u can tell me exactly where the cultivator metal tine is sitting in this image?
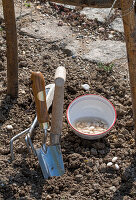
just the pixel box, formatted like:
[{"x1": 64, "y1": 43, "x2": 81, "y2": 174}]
[
  {"x1": 10, "y1": 128, "x2": 30, "y2": 160},
  {"x1": 25, "y1": 116, "x2": 38, "y2": 156},
  {"x1": 25, "y1": 135, "x2": 30, "y2": 152},
  {"x1": 10, "y1": 116, "x2": 37, "y2": 160}
]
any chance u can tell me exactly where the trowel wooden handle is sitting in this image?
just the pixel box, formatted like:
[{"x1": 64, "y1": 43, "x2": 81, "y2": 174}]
[
  {"x1": 31, "y1": 72, "x2": 49, "y2": 124},
  {"x1": 51, "y1": 66, "x2": 66, "y2": 135}
]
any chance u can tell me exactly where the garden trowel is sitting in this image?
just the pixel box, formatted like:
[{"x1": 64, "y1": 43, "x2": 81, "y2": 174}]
[{"x1": 31, "y1": 67, "x2": 66, "y2": 179}]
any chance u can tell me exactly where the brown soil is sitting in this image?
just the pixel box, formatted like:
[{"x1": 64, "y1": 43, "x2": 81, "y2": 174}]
[{"x1": 0, "y1": 1, "x2": 136, "y2": 200}]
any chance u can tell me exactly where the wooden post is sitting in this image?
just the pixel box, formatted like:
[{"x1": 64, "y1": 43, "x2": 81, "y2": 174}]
[
  {"x1": 121, "y1": 0, "x2": 136, "y2": 143},
  {"x1": 2, "y1": 0, "x2": 18, "y2": 98}
]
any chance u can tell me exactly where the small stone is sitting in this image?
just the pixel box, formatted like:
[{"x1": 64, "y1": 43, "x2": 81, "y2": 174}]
[
  {"x1": 58, "y1": 21, "x2": 63, "y2": 26},
  {"x1": 81, "y1": 84, "x2": 90, "y2": 91},
  {"x1": 110, "y1": 31, "x2": 115, "y2": 34},
  {"x1": 75, "y1": 174, "x2": 83, "y2": 182},
  {"x1": 0, "y1": 114, "x2": 5, "y2": 123},
  {"x1": 19, "y1": 61, "x2": 27, "y2": 68},
  {"x1": 6, "y1": 95, "x2": 11, "y2": 102},
  {"x1": 115, "y1": 164, "x2": 120, "y2": 170},
  {"x1": 89, "y1": 189, "x2": 95, "y2": 194},
  {"x1": 92, "y1": 183, "x2": 100, "y2": 190},
  {"x1": 84, "y1": 190, "x2": 90, "y2": 195},
  {"x1": 100, "y1": 163, "x2": 106, "y2": 172},
  {"x1": 70, "y1": 188, "x2": 78, "y2": 195},
  {"x1": 109, "y1": 186, "x2": 116, "y2": 192},
  {"x1": 86, "y1": 41, "x2": 90, "y2": 44},
  {"x1": 78, "y1": 35, "x2": 84, "y2": 39},
  {"x1": 43, "y1": 54, "x2": 51, "y2": 60},
  {"x1": 19, "y1": 190, "x2": 25, "y2": 197},
  {"x1": 126, "y1": 119, "x2": 133, "y2": 127},
  {"x1": 107, "y1": 162, "x2": 113, "y2": 167},
  {"x1": 92, "y1": 142, "x2": 105, "y2": 150},
  {"x1": 91, "y1": 148, "x2": 97, "y2": 155},
  {"x1": 112, "y1": 157, "x2": 118, "y2": 163},
  {"x1": 46, "y1": 195, "x2": 52, "y2": 200},
  {"x1": 0, "y1": 61, "x2": 4, "y2": 70},
  {"x1": 108, "y1": 34, "x2": 114, "y2": 39},
  {"x1": 98, "y1": 27, "x2": 105, "y2": 32},
  {"x1": 99, "y1": 150, "x2": 105, "y2": 155},
  {"x1": 72, "y1": 55, "x2": 76, "y2": 59},
  {"x1": 20, "y1": 90, "x2": 26, "y2": 94},
  {"x1": 0, "y1": 183, "x2": 5, "y2": 187},
  {"x1": 0, "y1": 147, "x2": 10, "y2": 155},
  {"x1": 6, "y1": 125, "x2": 13, "y2": 130},
  {"x1": 36, "y1": 5, "x2": 42, "y2": 10}
]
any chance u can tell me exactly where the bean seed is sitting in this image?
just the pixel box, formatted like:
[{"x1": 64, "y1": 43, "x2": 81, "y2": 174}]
[
  {"x1": 6, "y1": 125, "x2": 13, "y2": 130},
  {"x1": 112, "y1": 157, "x2": 118, "y2": 163},
  {"x1": 90, "y1": 126, "x2": 95, "y2": 130},
  {"x1": 107, "y1": 162, "x2": 113, "y2": 167},
  {"x1": 115, "y1": 164, "x2": 120, "y2": 170},
  {"x1": 74, "y1": 118, "x2": 108, "y2": 135}
]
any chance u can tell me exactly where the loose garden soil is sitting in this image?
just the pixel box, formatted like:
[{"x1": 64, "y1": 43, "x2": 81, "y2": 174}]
[{"x1": 0, "y1": 1, "x2": 136, "y2": 200}]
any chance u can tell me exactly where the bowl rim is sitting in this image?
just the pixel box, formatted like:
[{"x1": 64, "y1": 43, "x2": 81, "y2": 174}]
[{"x1": 66, "y1": 94, "x2": 117, "y2": 137}]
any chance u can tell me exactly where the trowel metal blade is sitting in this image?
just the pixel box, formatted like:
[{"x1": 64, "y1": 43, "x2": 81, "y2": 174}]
[{"x1": 36, "y1": 145, "x2": 65, "y2": 179}]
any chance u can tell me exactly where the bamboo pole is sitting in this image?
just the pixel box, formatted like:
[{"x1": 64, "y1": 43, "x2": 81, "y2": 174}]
[
  {"x1": 2, "y1": 0, "x2": 18, "y2": 98},
  {"x1": 120, "y1": 0, "x2": 136, "y2": 143}
]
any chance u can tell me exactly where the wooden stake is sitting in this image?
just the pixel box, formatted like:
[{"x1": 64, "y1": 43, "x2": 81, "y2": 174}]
[
  {"x1": 121, "y1": 0, "x2": 136, "y2": 143},
  {"x1": 2, "y1": 0, "x2": 18, "y2": 98}
]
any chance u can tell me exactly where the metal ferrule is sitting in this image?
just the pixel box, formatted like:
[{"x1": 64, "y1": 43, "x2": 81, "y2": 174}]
[
  {"x1": 41, "y1": 122, "x2": 48, "y2": 130},
  {"x1": 50, "y1": 133, "x2": 61, "y2": 145}
]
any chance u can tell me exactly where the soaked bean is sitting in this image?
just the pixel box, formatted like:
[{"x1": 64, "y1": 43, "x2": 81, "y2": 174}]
[{"x1": 74, "y1": 118, "x2": 108, "y2": 135}]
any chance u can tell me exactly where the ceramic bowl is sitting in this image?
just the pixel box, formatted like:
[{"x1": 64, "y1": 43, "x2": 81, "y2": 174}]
[{"x1": 66, "y1": 94, "x2": 116, "y2": 140}]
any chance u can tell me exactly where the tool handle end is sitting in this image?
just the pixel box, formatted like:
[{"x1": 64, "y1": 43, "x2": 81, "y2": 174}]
[{"x1": 54, "y1": 66, "x2": 66, "y2": 86}]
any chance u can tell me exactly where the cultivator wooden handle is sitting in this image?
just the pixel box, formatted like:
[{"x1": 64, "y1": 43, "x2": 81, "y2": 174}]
[
  {"x1": 31, "y1": 72, "x2": 49, "y2": 125},
  {"x1": 50, "y1": 66, "x2": 66, "y2": 145}
]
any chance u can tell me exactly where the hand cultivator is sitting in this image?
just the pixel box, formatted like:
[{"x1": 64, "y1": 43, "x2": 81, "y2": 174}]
[{"x1": 10, "y1": 66, "x2": 66, "y2": 179}]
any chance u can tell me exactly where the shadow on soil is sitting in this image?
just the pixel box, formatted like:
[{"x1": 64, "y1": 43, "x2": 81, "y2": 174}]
[
  {"x1": 1, "y1": 155, "x2": 46, "y2": 200},
  {"x1": 0, "y1": 184, "x2": 16, "y2": 200},
  {"x1": 61, "y1": 130, "x2": 111, "y2": 158},
  {"x1": 112, "y1": 152, "x2": 136, "y2": 200},
  {"x1": 0, "y1": 95, "x2": 15, "y2": 125}
]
